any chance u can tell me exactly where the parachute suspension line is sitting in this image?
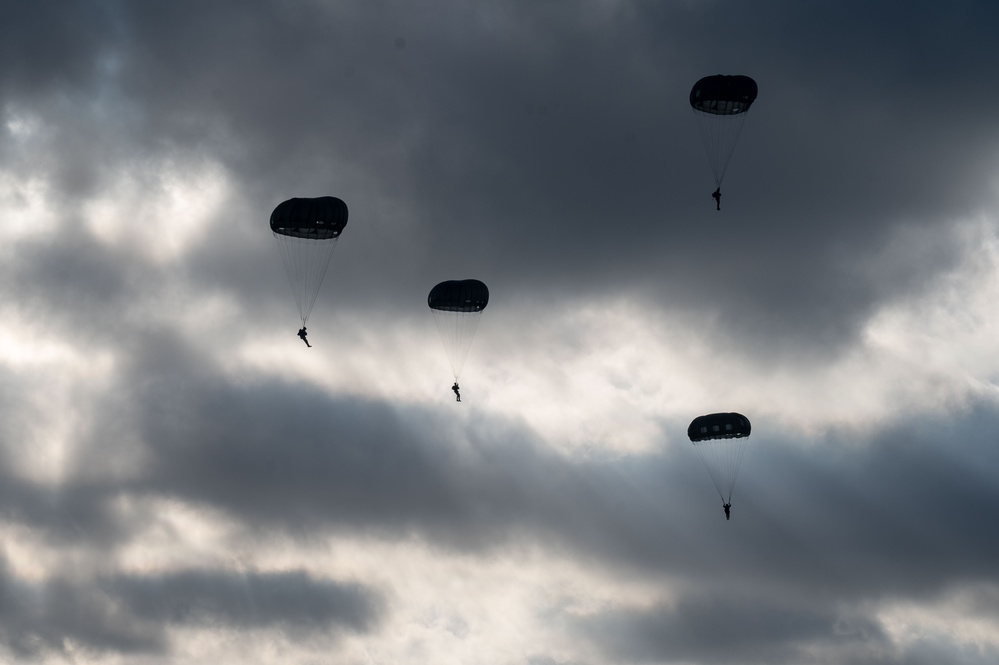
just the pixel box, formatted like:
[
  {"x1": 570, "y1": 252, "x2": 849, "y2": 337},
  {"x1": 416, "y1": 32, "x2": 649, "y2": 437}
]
[
  {"x1": 304, "y1": 236, "x2": 338, "y2": 322},
  {"x1": 431, "y1": 309, "x2": 482, "y2": 380},
  {"x1": 693, "y1": 436, "x2": 749, "y2": 503},
  {"x1": 727, "y1": 434, "x2": 750, "y2": 502},
  {"x1": 693, "y1": 109, "x2": 749, "y2": 187},
  {"x1": 273, "y1": 233, "x2": 339, "y2": 324}
]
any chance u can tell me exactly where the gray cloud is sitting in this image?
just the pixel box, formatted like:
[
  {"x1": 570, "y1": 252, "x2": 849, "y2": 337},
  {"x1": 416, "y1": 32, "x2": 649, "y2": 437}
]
[
  {"x1": 52, "y1": 324, "x2": 997, "y2": 592},
  {"x1": 2, "y1": 315, "x2": 998, "y2": 660},
  {"x1": 579, "y1": 594, "x2": 887, "y2": 665},
  {"x1": 6, "y1": 0, "x2": 999, "y2": 359},
  {"x1": 579, "y1": 590, "x2": 999, "y2": 665},
  {"x1": 0, "y1": 554, "x2": 381, "y2": 660},
  {"x1": 0, "y1": 553, "x2": 163, "y2": 659},
  {"x1": 103, "y1": 568, "x2": 382, "y2": 634}
]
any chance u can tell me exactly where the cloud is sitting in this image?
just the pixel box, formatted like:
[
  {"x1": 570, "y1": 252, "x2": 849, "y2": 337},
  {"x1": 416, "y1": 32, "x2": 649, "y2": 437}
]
[
  {"x1": 0, "y1": 552, "x2": 381, "y2": 661},
  {"x1": 578, "y1": 594, "x2": 887, "y2": 665},
  {"x1": 0, "y1": 552, "x2": 164, "y2": 659},
  {"x1": 103, "y1": 567, "x2": 382, "y2": 633}
]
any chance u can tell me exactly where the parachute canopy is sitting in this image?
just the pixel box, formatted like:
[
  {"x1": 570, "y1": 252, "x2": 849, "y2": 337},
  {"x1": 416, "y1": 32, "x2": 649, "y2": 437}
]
[
  {"x1": 689, "y1": 75, "x2": 758, "y2": 116},
  {"x1": 687, "y1": 412, "x2": 752, "y2": 441},
  {"x1": 689, "y1": 75, "x2": 758, "y2": 187},
  {"x1": 270, "y1": 196, "x2": 348, "y2": 239},
  {"x1": 688, "y1": 412, "x2": 751, "y2": 503},
  {"x1": 271, "y1": 196, "x2": 348, "y2": 325},
  {"x1": 428, "y1": 279, "x2": 490, "y2": 313},
  {"x1": 428, "y1": 279, "x2": 489, "y2": 381}
]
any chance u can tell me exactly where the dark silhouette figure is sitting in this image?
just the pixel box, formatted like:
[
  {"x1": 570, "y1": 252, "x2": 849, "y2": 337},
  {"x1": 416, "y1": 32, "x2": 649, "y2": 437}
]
[
  {"x1": 712, "y1": 187, "x2": 721, "y2": 211},
  {"x1": 452, "y1": 382, "x2": 461, "y2": 402},
  {"x1": 297, "y1": 326, "x2": 311, "y2": 348},
  {"x1": 723, "y1": 502, "x2": 731, "y2": 520}
]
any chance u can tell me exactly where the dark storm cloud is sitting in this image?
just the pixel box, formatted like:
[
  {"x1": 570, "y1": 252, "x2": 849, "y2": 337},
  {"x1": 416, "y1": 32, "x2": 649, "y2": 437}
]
[
  {"x1": 2, "y1": 318, "x2": 998, "y2": 661},
  {"x1": 80, "y1": 327, "x2": 997, "y2": 663},
  {"x1": 0, "y1": 475, "x2": 130, "y2": 548},
  {"x1": 111, "y1": 327, "x2": 617, "y2": 548},
  {"x1": 0, "y1": 553, "x2": 163, "y2": 659},
  {"x1": 9, "y1": 224, "x2": 142, "y2": 333},
  {"x1": 76, "y1": 325, "x2": 999, "y2": 594},
  {"x1": 6, "y1": 1, "x2": 999, "y2": 357},
  {"x1": 569, "y1": 411, "x2": 999, "y2": 665},
  {"x1": 0, "y1": 553, "x2": 380, "y2": 660},
  {"x1": 579, "y1": 594, "x2": 886, "y2": 665},
  {"x1": 103, "y1": 568, "x2": 382, "y2": 634},
  {"x1": 579, "y1": 593, "x2": 999, "y2": 665},
  {"x1": 0, "y1": 0, "x2": 117, "y2": 99},
  {"x1": 126, "y1": 0, "x2": 999, "y2": 355},
  {"x1": 883, "y1": 638, "x2": 999, "y2": 665},
  {"x1": 582, "y1": 602, "x2": 999, "y2": 665},
  {"x1": 734, "y1": 409, "x2": 999, "y2": 600}
]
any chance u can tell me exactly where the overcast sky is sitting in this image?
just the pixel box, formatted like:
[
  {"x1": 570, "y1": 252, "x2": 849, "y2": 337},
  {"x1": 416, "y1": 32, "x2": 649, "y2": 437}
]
[{"x1": 3, "y1": 1, "x2": 999, "y2": 663}]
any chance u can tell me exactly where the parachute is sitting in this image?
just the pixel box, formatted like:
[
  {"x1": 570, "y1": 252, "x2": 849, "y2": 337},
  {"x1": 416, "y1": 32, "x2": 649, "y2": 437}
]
[
  {"x1": 428, "y1": 279, "x2": 489, "y2": 382},
  {"x1": 687, "y1": 412, "x2": 751, "y2": 504},
  {"x1": 270, "y1": 196, "x2": 348, "y2": 326},
  {"x1": 689, "y1": 75, "x2": 758, "y2": 187}
]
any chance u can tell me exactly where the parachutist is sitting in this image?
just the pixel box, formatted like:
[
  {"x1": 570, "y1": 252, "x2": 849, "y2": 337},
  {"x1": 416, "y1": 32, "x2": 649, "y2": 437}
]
[
  {"x1": 428, "y1": 280, "x2": 489, "y2": 392},
  {"x1": 690, "y1": 75, "x2": 757, "y2": 204},
  {"x1": 689, "y1": 413, "x2": 751, "y2": 519},
  {"x1": 712, "y1": 187, "x2": 721, "y2": 211},
  {"x1": 297, "y1": 326, "x2": 311, "y2": 348}
]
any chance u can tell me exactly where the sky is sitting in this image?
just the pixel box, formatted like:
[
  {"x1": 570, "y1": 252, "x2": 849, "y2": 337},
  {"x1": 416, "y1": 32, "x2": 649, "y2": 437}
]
[{"x1": 2, "y1": 1, "x2": 999, "y2": 663}]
